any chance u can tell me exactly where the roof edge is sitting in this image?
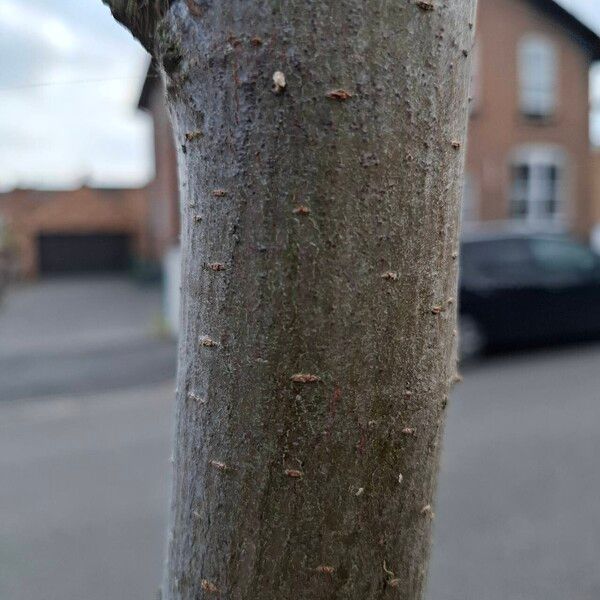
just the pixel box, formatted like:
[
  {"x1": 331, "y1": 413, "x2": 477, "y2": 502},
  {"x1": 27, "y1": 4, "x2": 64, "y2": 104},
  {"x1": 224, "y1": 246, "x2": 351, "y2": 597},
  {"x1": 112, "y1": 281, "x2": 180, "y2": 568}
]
[{"x1": 528, "y1": 0, "x2": 600, "y2": 61}]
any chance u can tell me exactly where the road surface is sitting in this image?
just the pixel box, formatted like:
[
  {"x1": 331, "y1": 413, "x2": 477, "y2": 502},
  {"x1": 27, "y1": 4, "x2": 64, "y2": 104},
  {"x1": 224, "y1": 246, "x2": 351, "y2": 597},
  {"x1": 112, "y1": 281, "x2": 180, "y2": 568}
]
[
  {"x1": 2, "y1": 278, "x2": 600, "y2": 599},
  {"x1": 0, "y1": 276, "x2": 176, "y2": 600},
  {"x1": 0, "y1": 384, "x2": 172, "y2": 600},
  {"x1": 428, "y1": 344, "x2": 600, "y2": 600},
  {"x1": 0, "y1": 277, "x2": 176, "y2": 401}
]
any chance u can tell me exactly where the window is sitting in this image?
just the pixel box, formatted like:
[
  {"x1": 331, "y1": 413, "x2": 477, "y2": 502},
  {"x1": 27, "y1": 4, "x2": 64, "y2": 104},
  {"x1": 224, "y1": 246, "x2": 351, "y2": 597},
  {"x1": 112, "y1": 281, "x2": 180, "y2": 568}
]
[
  {"x1": 518, "y1": 35, "x2": 557, "y2": 118},
  {"x1": 509, "y1": 146, "x2": 565, "y2": 225}
]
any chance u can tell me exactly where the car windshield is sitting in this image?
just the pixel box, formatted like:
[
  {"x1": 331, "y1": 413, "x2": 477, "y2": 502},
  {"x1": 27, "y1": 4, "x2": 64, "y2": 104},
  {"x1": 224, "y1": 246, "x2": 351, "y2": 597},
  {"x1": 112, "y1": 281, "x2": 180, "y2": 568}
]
[
  {"x1": 461, "y1": 238, "x2": 533, "y2": 283},
  {"x1": 530, "y1": 237, "x2": 597, "y2": 274}
]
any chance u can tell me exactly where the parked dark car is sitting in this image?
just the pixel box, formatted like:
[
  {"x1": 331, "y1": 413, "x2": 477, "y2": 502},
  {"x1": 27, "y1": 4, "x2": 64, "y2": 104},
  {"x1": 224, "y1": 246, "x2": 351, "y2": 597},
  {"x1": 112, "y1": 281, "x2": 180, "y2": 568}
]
[{"x1": 459, "y1": 230, "x2": 600, "y2": 357}]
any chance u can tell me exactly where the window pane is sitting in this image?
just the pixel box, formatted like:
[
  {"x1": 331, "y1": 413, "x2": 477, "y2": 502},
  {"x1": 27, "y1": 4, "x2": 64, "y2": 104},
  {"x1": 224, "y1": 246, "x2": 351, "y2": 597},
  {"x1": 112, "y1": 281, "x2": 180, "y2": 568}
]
[
  {"x1": 542, "y1": 165, "x2": 558, "y2": 216},
  {"x1": 462, "y1": 239, "x2": 535, "y2": 285},
  {"x1": 531, "y1": 239, "x2": 596, "y2": 274},
  {"x1": 510, "y1": 164, "x2": 530, "y2": 219},
  {"x1": 509, "y1": 157, "x2": 562, "y2": 223},
  {"x1": 519, "y1": 36, "x2": 557, "y2": 117}
]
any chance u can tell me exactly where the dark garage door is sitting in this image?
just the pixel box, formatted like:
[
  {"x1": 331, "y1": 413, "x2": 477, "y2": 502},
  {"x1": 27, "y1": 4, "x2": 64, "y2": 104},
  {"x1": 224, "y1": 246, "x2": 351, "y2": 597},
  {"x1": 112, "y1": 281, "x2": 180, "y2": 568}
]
[{"x1": 38, "y1": 233, "x2": 131, "y2": 275}]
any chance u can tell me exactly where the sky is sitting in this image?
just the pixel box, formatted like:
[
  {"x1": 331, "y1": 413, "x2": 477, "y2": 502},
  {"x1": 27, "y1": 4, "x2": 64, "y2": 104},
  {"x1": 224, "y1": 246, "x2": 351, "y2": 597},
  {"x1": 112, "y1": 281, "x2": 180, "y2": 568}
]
[
  {"x1": 0, "y1": 0, "x2": 598, "y2": 190},
  {"x1": 0, "y1": 0, "x2": 152, "y2": 190}
]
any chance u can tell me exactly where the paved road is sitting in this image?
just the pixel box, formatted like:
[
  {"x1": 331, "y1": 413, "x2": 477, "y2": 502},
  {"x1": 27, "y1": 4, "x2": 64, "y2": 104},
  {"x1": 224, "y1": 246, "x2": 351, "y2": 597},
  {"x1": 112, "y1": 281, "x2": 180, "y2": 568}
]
[
  {"x1": 2, "y1": 344, "x2": 600, "y2": 599},
  {"x1": 0, "y1": 277, "x2": 176, "y2": 599},
  {"x1": 0, "y1": 338, "x2": 176, "y2": 401},
  {"x1": 3, "y1": 278, "x2": 600, "y2": 598},
  {"x1": 0, "y1": 277, "x2": 176, "y2": 401},
  {"x1": 0, "y1": 384, "x2": 172, "y2": 600},
  {"x1": 428, "y1": 343, "x2": 600, "y2": 600}
]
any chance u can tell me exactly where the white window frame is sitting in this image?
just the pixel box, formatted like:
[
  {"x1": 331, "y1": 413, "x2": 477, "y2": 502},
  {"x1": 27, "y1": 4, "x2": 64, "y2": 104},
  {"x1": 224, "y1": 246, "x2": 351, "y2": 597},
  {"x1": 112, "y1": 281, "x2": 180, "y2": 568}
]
[
  {"x1": 508, "y1": 145, "x2": 567, "y2": 228},
  {"x1": 518, "y1": 34, "x2": 558, "y2": 118}
]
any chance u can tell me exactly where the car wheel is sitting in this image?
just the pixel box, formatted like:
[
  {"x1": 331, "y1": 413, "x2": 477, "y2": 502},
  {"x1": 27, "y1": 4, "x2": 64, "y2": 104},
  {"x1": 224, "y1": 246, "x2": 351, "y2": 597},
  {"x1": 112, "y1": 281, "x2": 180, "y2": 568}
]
[{"x1": 459, "y1": 314, "x2": 485, "y2": 361}]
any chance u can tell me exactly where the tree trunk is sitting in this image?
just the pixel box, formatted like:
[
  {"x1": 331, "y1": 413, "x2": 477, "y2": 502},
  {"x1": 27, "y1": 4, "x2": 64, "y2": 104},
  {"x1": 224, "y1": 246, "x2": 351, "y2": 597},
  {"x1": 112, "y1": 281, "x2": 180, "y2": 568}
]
[{"x1": 105, "y1": 1, "x2": 476, "y2": 597}]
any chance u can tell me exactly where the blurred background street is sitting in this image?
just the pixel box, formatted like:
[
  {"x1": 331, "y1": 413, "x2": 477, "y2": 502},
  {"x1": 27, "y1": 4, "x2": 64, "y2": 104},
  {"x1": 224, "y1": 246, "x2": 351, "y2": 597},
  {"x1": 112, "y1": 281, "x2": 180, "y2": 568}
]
[
  {"x1": 0, "y1": 276, "x2": 174, "y2": 600},
  {"x1": 0, "y1": 382, "x2": 171, "y2": 600},
  {"x1": 2, "y1": 0, "x2": 600, "y2": 598},
  {"x1": 3, "y1": 280, "x2": 600, "y2": 599},
  {"x1": 0, "y1": 277, "x2": 175, "y2": 401},
  {"x1": 429, "y1": 344, "x2": 600, "y2": 600}
]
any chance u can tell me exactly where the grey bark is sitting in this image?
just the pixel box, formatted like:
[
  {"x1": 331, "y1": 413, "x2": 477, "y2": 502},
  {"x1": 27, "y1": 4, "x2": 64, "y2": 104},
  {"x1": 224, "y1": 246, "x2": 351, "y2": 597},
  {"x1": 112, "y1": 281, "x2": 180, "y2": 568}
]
[{"x1": 105, "y1": 1, "x2": 476, "y2": 598}]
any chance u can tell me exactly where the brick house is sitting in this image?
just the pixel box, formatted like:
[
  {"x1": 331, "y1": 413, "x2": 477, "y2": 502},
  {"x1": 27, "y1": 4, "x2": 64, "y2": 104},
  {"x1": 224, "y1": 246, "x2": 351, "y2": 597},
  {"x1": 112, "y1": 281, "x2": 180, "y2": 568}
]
[
  {"x1": 137, "y1": 0, "x2": 600, "y2": 331},
  {"x1": 138, "y1": 62, "x2": 180, "y2": 262},
  {"x1": 0, "y1": 186, "x2": 151, "y2": 278},
  {"x1": 138, "y1": 63, "x2": 181, "y2": 332},
  {"x1": 140, "y1": 0, "x2": 600, "y2": 236},
  {"x1": 464, "y1": 0, "x2": 600, "y2": 233}
]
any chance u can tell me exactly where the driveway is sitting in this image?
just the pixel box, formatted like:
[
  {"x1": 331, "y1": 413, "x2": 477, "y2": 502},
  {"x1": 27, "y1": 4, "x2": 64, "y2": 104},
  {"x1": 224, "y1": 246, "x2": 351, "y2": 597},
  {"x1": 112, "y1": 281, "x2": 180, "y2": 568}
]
[
  {"x1": 0, "y1": 277, "x2": 176, "y2": 401},
  {"x1": 0, "y1": 276, "x2": 176, "y2": 599}
]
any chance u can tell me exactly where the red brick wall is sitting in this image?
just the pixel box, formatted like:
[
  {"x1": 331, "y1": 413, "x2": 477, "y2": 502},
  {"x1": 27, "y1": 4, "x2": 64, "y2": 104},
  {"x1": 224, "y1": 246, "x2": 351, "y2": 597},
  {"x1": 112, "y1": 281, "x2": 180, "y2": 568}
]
[
  {"x1": 135, "y1": 1, "x2": 598, "y2": 241},
  {"x1": 146, "y1": 81, "x2": 180, "y2": 259},
  {"x1": 466, "y1": 0, "x2": 593, "y2": 233},
  {"x1": 0, "y1": 186, "x2": 151, "y2": 278}
]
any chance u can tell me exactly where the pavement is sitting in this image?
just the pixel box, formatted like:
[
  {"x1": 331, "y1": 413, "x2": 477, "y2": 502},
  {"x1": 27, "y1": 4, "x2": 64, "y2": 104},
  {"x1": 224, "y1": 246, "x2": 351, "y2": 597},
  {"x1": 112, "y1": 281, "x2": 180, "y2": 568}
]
[
  {"x1": 0, "y1": 277, "x2": 176, "y2": 401},
  {"x1": 2, "y1": 277, "x2": 600, "y2": 599},
  {"x1": 0, "y1": 276, "x2": 163, "y2": 357},
  {"x1": 428, "y1": 343, "x2": 600, "y2": 600},
  {"x1": 0, "y1": 276, "x2": 176, "y2": 600},
  {"x1": 0, "y1": 384, "x2": 172, "y2": 600}
]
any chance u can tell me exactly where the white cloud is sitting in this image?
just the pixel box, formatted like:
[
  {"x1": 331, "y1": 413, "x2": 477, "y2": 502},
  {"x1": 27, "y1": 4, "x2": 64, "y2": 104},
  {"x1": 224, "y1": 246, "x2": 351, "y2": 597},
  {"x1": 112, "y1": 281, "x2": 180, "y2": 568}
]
[
  {"x1": 0, "y1": 0, "x2": 152, "y2": 190},
  {"x1": 0, "y1": 1, "x2": 77, "y2": 51},
  {"x1": 0, "y1": 0, "x2": 599, "y2": 189}
]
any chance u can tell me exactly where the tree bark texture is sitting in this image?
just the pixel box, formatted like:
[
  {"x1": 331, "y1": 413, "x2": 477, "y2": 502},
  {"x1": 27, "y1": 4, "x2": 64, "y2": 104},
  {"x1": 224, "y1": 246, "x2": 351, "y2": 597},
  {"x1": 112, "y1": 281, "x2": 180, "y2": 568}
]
[{"x1": 105, "y1": 1, "x2": 476, "y2": 598}]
